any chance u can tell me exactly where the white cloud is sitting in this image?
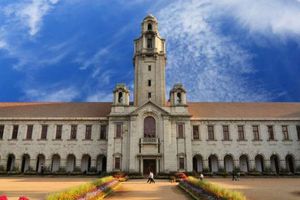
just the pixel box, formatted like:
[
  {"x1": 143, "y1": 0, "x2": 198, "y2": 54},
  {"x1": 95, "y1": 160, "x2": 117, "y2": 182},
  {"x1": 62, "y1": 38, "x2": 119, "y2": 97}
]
[
  {"x1": 4, "y1": 0, "x2": 60, "y2": 36},
  {"x1": 215, "y1": 0, "x2": 300, "y2": 39},
  {"x1": 86, "y1": 92, "x2": 113, "y2": 102},
  {"x1": 24, "y1": 87, "x2": 79, "y2": 101},
  {"x1": 157, "y1": 0, "x2": 272, "y2": 101}
]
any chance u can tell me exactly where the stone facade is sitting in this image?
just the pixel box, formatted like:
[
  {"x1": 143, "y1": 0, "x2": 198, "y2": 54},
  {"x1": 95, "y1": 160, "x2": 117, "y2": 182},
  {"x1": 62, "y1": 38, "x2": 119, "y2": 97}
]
[{"x1": 0, "y1": 15, "x2": 299, "y2": 175}]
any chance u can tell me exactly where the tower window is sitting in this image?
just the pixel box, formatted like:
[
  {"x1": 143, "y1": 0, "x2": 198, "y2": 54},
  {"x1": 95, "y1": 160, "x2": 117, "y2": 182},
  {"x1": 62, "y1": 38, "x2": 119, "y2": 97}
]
[
  {"x1": 148, "y1": 23, "x2": 152, "y2": 31},
  {"x1": 118, "y1": 92, "x2": 123, "y2": 103},
  {"x1": 147, "y1": 38, "x2": 153, "y2": 48},
  {"x1": 148, "y1": 65, "x2": 151, "y2": 71},
  {"x1": 177, "y1": 92, "x2": 182, "y2": 103},
  {"x1": 148, "y1": 92, "x2": 151, "y2": 99},
  {"x1": 148, "y1": 80, "x2": 151, "y2": 87}
]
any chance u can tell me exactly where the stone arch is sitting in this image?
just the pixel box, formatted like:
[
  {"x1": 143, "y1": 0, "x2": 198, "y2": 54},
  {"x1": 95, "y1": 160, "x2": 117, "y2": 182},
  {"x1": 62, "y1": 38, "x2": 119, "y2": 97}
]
[
  {"x1": 286, "y1": 154, "x2": 295, "y2": 173},
  {"x1": 192, "y1": 154, "x2": 203, "y2": 172},
  {"x1": 224, "y1": 154, "x2": 234, "y2": 172},
  {"x1": 208, "y1": 154, "x2": 218, "y2": 172},
  {"x1": 51, "y1": 154, "x2": 61, "y2": 172},
  {"x1": 96, "y1": 154, "x2": 107, "y2": 173},
  {"x1": 270, "y1": 154, "x2": 280, "y2": 174},
  {"x1": 21, "y1": 154, "x2": 30, "y2": 173},
  {"x1": 6, "y1": 154, "x2": 15, "y2": 172},
  {"x1": 36, "y1": 154, "x2": 45, "y2": 173},
  {"x1": 66, "y1": 154, "x2": 76, "y2": 172},
  {"x1": 144, "y1": 116, "x2": 156, "y2": 138},
  {"x1": 239, "y1": 154, "x2": 249, "y2": 172},
  {"x1": 81, "y1": 154, "x2": 91, "y2": 173},
  {"x1": 255, "y1": 154, "x2": 265, "y2": 172}
]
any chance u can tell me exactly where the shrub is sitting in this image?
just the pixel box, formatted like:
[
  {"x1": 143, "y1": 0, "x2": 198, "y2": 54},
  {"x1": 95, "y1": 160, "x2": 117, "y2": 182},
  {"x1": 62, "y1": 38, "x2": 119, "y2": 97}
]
[
  {"x1": 180, "y1": 176, "x2": 246, "y2": 200},
  {"x1": 46, "y1": 176, "x2": 118, "y2": 200}
]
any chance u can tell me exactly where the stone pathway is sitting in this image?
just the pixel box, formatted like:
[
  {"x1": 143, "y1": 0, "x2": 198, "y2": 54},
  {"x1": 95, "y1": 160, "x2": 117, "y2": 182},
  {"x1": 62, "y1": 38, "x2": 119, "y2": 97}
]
[{"x1": 107, "y1": 179, "x2": 192, "y2": 200}]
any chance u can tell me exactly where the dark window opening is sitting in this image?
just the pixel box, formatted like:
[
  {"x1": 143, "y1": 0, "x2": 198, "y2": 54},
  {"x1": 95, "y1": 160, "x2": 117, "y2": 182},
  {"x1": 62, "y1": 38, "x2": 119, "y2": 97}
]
[
  {"x1": 116, "y1": 124, "x2": 122, "y2": 138},
  {"x1": 178, "y1": 124, "x2": 184, "y2": 138},
  {"x1": 100, "y1": 125, "x2": 107, "y2": 140},
  {"x1": 297, "y1": 126, "x2": 300, "y2": 140},
  {"x1": 253, "y1": 125, "x2": 260, "y2": 141},
  {"x1": 115, "y1": 157, "x2": 121, "y2": 170},
  {"x1": 26, "y1": 125, "x2": 33, "y2": 140},
  {"x1": 148, "y1": 65, "x2": 151, "y2": 71},
  {"x1": 268, "y1": 125, "x2": 275, "y2": 140},
  {"x1": 148, "y1": 92, "x2": 151, "y2": 99},
  {"x1": 177, "y1": 92, "x2": 182, "y2": 104},
  {"x1": 118, "y1": 92, "x2": 123, "y2": 103},
  {"x1": 147, "y1": 38, "x2": 153, "y2": 48},
  {"x1": 238, "y1": 125, "x2": 245, "y2": 140},
  {"x1": 223, "y1": 125, "x2": 230, "y2": 141},
  {"x1": 0, "y1": 125, "x2": 4, "y2": 140},
  {"x1": 193, "y1": 125, "x2": 199, "y2": 140},
  {"x1": 41, "y1": 125, "x2": 48, "y2": 140},
  {"x1": 179, "y1": 157, "x2": 184, "y2": 169},
  {"x1": 208, "y1": 125, "x2": 214, "y2": 140},
  {"x1": 85, "y1": 125, "x2": 92, "y2": 140},
  {"x1": 144, "y1": 116, "x2": 156, "y2": 138},
  {"x1": 282, "y1": 125, "x2": 289, "y2": 140},
  {"x1": 148, "y1": 80, "x2": 151, "y2": 87},
  {"x1": 148, "y1": 23, "x2": 152, "y2": 30},
  {"x1": 70, "y1": 125, "x2": 77, "y2": 140},
  {"x1": 12, "y1": 125, "x2": 18, "y2": 140},
  {"x1": 56, "y1": 125, "x2": 62, "y2": 140}
]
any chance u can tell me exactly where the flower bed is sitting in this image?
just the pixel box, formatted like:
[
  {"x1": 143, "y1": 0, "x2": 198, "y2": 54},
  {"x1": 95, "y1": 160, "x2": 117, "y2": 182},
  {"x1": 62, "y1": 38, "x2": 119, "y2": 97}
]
[
  {"x1": 46, "y1": 176, "x2": 119, "y2": 200},
  {"x1": 179, "y1": 176, "x2": 246, "y2": 200}
]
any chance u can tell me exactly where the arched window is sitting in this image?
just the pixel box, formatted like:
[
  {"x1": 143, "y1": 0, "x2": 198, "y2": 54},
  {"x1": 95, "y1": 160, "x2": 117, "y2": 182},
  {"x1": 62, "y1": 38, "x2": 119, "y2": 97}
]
[
  {"x1": 148, "y1": 23, "x2": 152, "y2": 30},
  {"x1": 118, "y1": 92, "x2": 123, "y2": 103},
  {"x1": 144, "y1": 116, "x2": 156, "y2": 138},
  {"x1": 147, "y1": 38, "x2": 153, "y2": 48}
]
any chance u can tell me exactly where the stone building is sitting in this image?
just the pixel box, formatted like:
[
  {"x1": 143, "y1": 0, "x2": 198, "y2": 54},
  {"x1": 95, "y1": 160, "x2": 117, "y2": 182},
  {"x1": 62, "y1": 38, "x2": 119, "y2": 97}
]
[{"x1": 0, "y1": 15, "x2": 299, "y2": 175}]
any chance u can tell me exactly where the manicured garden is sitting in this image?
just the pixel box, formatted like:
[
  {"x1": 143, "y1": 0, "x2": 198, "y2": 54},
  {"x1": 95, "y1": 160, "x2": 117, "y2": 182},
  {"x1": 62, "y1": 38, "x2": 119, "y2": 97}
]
[
  {"x1": 179, "y1": 176, "x2": 246, "y2": 200},
  {"x1": 46, "y1": 176, "x2": 119, "y2": 200}
]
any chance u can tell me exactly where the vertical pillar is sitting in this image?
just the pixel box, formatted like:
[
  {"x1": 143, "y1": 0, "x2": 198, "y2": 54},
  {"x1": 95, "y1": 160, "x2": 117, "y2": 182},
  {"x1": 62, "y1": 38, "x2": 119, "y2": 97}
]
[
  {"x1": 203, "y1": 159, "x2": 209, "y2": 170},
  {"x1": 234, "y1": 159, "x2": 239, "y2": 169},
  {"x1": 249, "y1": 159, "x2": 256, "y2": 171}
]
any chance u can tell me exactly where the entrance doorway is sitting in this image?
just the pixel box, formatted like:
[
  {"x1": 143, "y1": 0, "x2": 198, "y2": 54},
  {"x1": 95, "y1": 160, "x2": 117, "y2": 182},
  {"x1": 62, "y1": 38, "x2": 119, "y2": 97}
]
[{"x1": 143, "y1": 159, "x2": 156, "y2": 175}]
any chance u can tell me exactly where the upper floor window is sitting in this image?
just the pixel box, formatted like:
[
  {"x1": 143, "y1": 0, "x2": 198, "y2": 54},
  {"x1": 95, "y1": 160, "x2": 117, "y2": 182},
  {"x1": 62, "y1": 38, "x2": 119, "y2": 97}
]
[
  {"x1": 118, "y1": 92, "x2": 123, "y2": 103},
  {"x1": 297, "y1": 125, "x2": 300, "y2": 140},
  {"x1": 193, "y1": 125, "x2": 199, "y2": 140},
  {"x1": 116, "y1": 123, "x2": 122, "y2": 138},
  {"x1": 85, "y1": 125, "x2": 92, "y2": 140},
  {"x1": 41, "y1": 125, "x2": 48, "y2": 140},
  {"x1": 26, "y1": 125, "x2": 33, "y2": 140},
  {"x1": 177, "y1": 123, "x2": 184, "y2": 138},
  {"x1": 148, "y1": 80, "x2": 151, "y2": 87},
  {"x1": 207, "y1": 125, "x2": 214, "y2": 140},
  {"x1": 147, "y1": 38, "x2": 153, "y2": 48},
  {"x1": 56, "y1": 125, "x2": 62, "y2": 140},
  {"x1": 70, "y1": 125, "x2": 77, "y2": 140},
  {"x1": 222, "y1": 125, "x2": 230, "y2": 141},
  {"x1": 253, "y1": 125, "x2": 260, "y2": 141},
  {"x1": 148, "y1": 92, "x2": 151, "y2": 99},
  {"x1": 0, "y1": 125, "x2": 4, "y2": 140},
  {"x1": 267, "y1": 125, "x2": 275, "y2": 140},
  {"x1": 179, "y1": 157, "x2": 185, "y2": 170},
  {"x1": 100, "y1": 125, "x2": 107, "y2": 140},
  {"x1": 12, "y1": 125, "x2": 18, "y2": 140},
  {"x1": 148, "y1": 23, "x2": 152, "y2": 31},
  {"x1": 237, "y1": 125, "x2": 245, "y2": 140},
  {"x1": 148, "y1": 65, "x2": 151, "y2": 71},
  {"x1": 176, "y1": 93, "x2": 182, "y2": 104},
  {"x1": 144, "y1": 116, "x2": 156, "y2": 138},
  {"x1": 282, "y1": 125, "x2": 289, "y2": 140}
]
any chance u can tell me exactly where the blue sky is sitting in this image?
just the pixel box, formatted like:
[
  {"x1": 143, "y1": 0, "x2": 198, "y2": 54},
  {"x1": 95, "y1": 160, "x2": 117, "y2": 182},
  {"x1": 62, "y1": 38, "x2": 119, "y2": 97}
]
[{"x1": 0, "y1": 0, "x2": 300, "y2": 102}]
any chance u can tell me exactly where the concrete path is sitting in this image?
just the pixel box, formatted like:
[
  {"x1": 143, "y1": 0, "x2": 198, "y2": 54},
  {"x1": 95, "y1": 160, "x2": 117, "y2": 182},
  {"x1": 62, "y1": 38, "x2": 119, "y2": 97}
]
[{"x1": 107, "y1": 179, "x2": 192, "y2": 200}]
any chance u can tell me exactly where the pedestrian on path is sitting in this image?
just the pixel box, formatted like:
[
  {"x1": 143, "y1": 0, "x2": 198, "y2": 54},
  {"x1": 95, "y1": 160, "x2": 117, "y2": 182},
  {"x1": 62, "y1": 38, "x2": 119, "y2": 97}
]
[
  {"x1": 200, "y1": 173, "x2": 204, "y2": 181},
  {"x1": 147, "y1": 171, "x2": 155, "y2": 184}
]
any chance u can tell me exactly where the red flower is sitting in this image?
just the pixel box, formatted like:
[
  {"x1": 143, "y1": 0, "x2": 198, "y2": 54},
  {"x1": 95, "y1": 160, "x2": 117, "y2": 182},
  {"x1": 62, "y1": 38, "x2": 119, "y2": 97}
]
[
  {"x1": 19, "y1": 197, "x2": 30, "y2": 200},
  {"x1": 0, "y1": 195, "x2": 8, "y2": 200}
]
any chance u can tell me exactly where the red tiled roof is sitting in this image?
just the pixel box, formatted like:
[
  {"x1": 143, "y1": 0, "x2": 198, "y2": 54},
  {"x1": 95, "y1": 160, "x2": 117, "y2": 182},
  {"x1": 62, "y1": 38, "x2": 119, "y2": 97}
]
[
  {"x1": 0, "y1": 102, "x2": 112, "y2": 118},
  {"x1": 187, "y1": 102, "x2": 300, "y2": 119}
]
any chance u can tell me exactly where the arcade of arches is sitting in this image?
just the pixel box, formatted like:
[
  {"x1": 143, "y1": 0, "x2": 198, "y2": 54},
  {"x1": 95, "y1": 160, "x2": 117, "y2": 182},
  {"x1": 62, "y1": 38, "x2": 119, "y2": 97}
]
[{"x1": 192, "y1": 154, "x2": 296, "y2": 173}]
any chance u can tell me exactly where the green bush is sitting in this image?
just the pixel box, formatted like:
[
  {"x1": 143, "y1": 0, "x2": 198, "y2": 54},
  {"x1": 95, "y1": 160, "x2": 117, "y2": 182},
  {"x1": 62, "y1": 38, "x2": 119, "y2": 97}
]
[{"x1": 184, "y1": 176, "x2": 246, "y2": 200}]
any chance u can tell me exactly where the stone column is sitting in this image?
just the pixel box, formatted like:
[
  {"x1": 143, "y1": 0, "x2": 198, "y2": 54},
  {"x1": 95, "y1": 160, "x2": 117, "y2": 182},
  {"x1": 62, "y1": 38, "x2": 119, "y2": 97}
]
[{"x1": 249, "y1": 159, "x2": 256, "y2": 171}]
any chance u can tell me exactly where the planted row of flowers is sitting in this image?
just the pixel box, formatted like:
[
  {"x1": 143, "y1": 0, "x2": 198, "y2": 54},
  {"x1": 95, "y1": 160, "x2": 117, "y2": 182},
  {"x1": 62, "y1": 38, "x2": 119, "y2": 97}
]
[
  {"x1": 46, "y1": 176, "x2": 119, "y2": 200},
  {"x1": 179, "y1": 176, "x2": 246, "y2": 200}
]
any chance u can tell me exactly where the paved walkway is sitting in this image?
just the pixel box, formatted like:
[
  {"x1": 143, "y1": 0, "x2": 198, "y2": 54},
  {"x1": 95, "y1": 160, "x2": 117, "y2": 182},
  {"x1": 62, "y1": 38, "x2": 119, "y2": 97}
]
[
  {"x1": 0, "y1": 177, "x2": 95, "y2": 200},
  {"x1": 107, "y1": 179, "x2": 191, "y2": 200},
  {"x1": 209, "y1": 178, "x2": 300, "y2": 200}
]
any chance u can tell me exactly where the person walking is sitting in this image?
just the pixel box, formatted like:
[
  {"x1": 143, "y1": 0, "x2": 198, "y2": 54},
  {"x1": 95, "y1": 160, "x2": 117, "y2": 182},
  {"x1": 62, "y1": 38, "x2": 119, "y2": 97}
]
[
  {"x1": 200, "y1": 173, "x2": 204, "y2": 181},
  {"x1": 149, "y1": 171, "x2": 155, "y2": 184}
]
